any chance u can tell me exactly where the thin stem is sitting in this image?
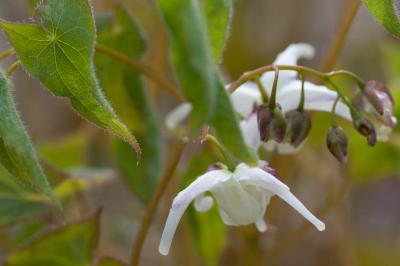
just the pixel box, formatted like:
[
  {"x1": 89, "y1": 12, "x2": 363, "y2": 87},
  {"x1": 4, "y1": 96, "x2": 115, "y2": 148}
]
[
  {"x1": 268, "y1": 65, "x2": 279, "y2": 109},
  {"x1": 95, "y1": 43, "x2": 185, "y2": 102},
  {"x1": 255, "y1": 77, "x2": 269, "y2": 103},
  {"x1": 0, "y1": 48, "x2": 15, "y2": 61},
  {"x1": 130, "y1": 140, "x2": 186, "y2": 266},
  {"x1": 203, "y1": 134, "x2": 234, "y2": 170},
  {"x1": 6, "y1": 61, "x2": 21, "y2": 77},
  {"x1": 227, "y1": 64, "x2": 364, "y2": 93},
  {"x1": 331, "y1": 95, "x2": 341, "y2": 126},
  {"x1": 321, "y1": 0, "x2": 361, "y2": 72},
  {"x1": 297, "y1": 73, "x2": 305, "y2": 112}
]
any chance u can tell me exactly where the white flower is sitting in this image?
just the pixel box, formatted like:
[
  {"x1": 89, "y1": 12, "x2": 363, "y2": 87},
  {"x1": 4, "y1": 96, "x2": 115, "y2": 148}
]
[
  {"x1": 232, "y1": 43, "x2": 354, "y2": 153},
  {"x1": 159, "y1": 161, "x2": 325, "y2": 255}
]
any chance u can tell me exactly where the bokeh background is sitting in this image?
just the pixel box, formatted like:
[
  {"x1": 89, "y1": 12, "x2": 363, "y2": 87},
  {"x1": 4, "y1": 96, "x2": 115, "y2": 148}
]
[{"x1": 0, "y1": 0, "x2": 400, "y2": 265}]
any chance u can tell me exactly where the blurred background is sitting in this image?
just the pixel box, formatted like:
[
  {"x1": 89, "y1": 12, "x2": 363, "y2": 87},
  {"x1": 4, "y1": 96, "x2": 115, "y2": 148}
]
[{"x1": 0, "y1": 0, "x2": 400, "y2": 265}]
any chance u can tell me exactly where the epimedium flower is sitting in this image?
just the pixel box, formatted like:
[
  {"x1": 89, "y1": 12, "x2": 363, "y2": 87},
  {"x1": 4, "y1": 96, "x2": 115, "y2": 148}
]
[
  {"x1": 232, "y1": 43, "x2": 352, "y2": 154},
  {"x1": 159, "y1": 161, "x2": 325, "y2": 256},
  {"x1": 237, "y1": 79, "x2": 351, "y2": 153}
]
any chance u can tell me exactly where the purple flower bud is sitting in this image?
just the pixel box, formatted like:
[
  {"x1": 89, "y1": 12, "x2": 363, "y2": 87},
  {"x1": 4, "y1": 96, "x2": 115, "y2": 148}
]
[
  {"x1": 270, "y1": 106, "x2": 287, "y2": 143},
  {"x1": 285, "y1": 110, "x2": 312, "y2": 147},
  {"x1": 352, "y1": 115, "x2": 377, "y2": 146},
  {"x1": 257, "y1": 104, "x2": 274, "y2": 142},
  {"x1": 364, "y1": 80, "x2": 393, "y2": 115},
  {"x1": 326, "y1": 126, "x2": 348, "y2": 164}
]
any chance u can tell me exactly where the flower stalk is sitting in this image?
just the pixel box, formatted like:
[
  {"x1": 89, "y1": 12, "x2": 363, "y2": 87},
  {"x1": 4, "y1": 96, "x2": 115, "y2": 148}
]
[{"x1": 227, "y1": 64, "x2": 364, "y2": 93}]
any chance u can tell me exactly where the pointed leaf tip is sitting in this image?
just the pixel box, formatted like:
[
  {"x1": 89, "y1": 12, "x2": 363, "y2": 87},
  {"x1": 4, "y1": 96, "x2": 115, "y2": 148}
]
[{"x1": 0, "y1": 0, "x2": 140, "y2": 158}]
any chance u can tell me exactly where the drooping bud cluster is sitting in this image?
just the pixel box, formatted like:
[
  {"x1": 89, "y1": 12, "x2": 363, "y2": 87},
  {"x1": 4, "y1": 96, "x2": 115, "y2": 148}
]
[
  {"x1": 257, "y1": 105, "x2": 312, "y2": 147},
  {"x1": 326, "y1": 125, "x2": 348, "y2": 164},
  {"x1": 257, "y1": 104, "x2": 286, "y2": 143}
]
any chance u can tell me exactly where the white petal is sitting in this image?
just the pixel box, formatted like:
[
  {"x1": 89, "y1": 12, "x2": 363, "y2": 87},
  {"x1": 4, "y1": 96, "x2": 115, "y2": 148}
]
[
  {"x1": 275, "y1": 191, "x2": 325, "y2": 231},
  {"x1": 255, "y1": 218, "x2": 268, "y2": 232},
  {"x1": 234, "y1": 163, "x2": 290, "y2": 194},
  {"x1": 235, "y1": 164, "x2": 325, "y2": 231},
  {"x1": 277, "y1": 80, "x2": 352, "y2": 121},
  {"x1": 194, "y1": 194, "x2": 214, "y2": 212},
  {"x1": 211, "y1": 178, "x2": 267, "y2": 226},
  {"x1": 260, "y1": 43, "x2": 315, "y2": 92},
  {"x1": 165, "y1": 103, "x2": 193, "y2": 130},
  {"x1": 230, "y1": 82, "x2": 262, "y2": 117},
  {"x1": 159, "y1": 169, "x2": 231, "y2": 255},
  {"x1": 240, "y1": 113, "x2": 262, "y2": 151}
]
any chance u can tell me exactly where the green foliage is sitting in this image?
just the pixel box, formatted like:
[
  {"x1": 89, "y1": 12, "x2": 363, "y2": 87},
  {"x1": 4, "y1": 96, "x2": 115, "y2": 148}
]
[
  {"x1": 0, "y1": 166, "x2": 49, "y2": 226},
  {"x1": 95, "y1": 5, "x2": 162, "y2": 203},
  {"x1": 39, "y1": 131, "x2": 90, "y2": 170},
  {"x1": 211, "y1": 78, "x2": 258, "y2": 163},
  {"x1": 157, "y1": 0, "x2": 217, "y2": 132},
  {"x1": 158, "y1": 0, "x2": 256, "y2": 164},
  {"x1": 0, "y1": 72, "x2": 59, "y2": 207},
  {"x1": 363, "y1": 0, "x2": 400, "y2": 38},
  {"x1": 202, "y1": 0, "x2": 232, "y2": 63},
  {"x1": 183, "y1": 151, "x2": 226, "y2": 266},
  {"x1": 4, "y1": 214, "x2": 100, "y2": 266},
  {"x1": 0, "y1": 0, "x2": 141, "y2": 159}
]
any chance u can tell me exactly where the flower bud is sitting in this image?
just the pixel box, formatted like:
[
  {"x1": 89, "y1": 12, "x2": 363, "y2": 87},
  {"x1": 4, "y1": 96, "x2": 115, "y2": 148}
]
[
  {"x1": 364, "y1": 80, "x2": 393, "y2": 115},
  {"x1": 326, "y1": 126, "x2": 348, "y2": 164},
  {"x1": 285, "y1": 110, "x2": 312, "y2": 147},
  {"x1": 352, "y1": 115, "x2": 377, "y2": 146},
  {"x1": 270, "y1": 106, "x2": 287, "y2": 143},
  {"x1": 257, "y1": 104, "x2": 274, "y2": 142}
]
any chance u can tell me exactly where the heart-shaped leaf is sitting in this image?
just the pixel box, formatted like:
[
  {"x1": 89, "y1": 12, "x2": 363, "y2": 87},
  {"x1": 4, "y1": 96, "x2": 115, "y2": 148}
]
[
  {"x1": 0, "y1": 0, "x2": 141, "y2": 159},
  {"x1": 364, "y1": 0, "x2": 400, "y2": 38}
]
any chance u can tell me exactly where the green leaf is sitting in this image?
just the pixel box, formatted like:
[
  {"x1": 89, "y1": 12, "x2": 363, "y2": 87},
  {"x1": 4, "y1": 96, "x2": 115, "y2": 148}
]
[
  {"x1": 211, "y1": 78, "x2": 258, "y2": 164},
  {"x1": 363, "y1": 0, "x2": 400, "y2": 38},
  {"x1": 95, "y1": 6, "x2": 162, "y2": 202},
  {"x1": 182, "y1": 151, "x2": 226, "y2": 266},
  {"x1": 0, "y1": 72, "x2": 59, "y2": 208},
  {"x1": 0, "y1": 0, "x2": 141, "y2": 159},
  {"x1": 158, "y1": 0, "x2": 256, "y2": 164},
  {"x1": 39, "y1": 131, "x2": 90, "y2": 170},
  {"x1": 5, "y1": 213, "x2": 100, "y2": 266},
  {"x1": 158, "y1": 0, "x2": 217, "y2": 131},
  {"x1": 0, "y1": 166, "x2": 49, "y2": 226},
  {"x1": 202, "y1": 0, "x2": 232, "y2": 63}
]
